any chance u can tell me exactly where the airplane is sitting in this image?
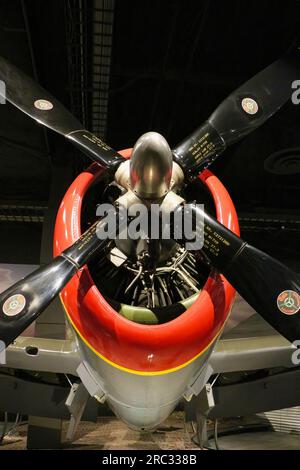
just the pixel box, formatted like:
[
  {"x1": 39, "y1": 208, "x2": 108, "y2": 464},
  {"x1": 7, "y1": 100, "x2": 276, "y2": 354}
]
[{"x1": 0, "y1": 39, "x2": 299, "y2": 441}]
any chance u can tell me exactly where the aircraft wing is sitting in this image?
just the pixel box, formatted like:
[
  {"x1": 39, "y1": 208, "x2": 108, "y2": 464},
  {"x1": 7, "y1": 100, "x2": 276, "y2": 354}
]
[{"x1": 211, "y1": 299, "x2": 296, "y2": 373}]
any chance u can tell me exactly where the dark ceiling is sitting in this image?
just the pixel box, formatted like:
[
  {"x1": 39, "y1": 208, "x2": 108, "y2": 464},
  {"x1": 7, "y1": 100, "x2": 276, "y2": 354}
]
[{"x1": 0, "y1": 0, "x2": 299, "y2": 264}]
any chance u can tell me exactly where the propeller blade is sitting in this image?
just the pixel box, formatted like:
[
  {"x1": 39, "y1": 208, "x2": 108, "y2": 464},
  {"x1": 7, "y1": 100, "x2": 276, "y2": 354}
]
[
  {"x1": 0, "y1": 56, "x2": 125, "y2": 171},
  {"x1": 0, "y1": 215, "x2": 118, "y2": 351},
  {"x1": 173, "y1": 43, "x2": 300, "y2": 178},
  {"x1": 176, "y1": 204, "x2": 300, "y2": 343}
]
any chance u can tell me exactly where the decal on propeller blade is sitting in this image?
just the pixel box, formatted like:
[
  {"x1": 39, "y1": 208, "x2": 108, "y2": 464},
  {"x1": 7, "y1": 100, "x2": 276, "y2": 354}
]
[
  {"x1": 34, "y1": 99, "x2": 53, "y2": 110},
  {"x1": 241, "y1": 97, "x2": 259, "y2": 115},
  {"x1": 277, "y1": 290, "x2": 300, "y2": 315},
  {"x1": 2, "y1": 294, "x2": 26, "y2": 316}
]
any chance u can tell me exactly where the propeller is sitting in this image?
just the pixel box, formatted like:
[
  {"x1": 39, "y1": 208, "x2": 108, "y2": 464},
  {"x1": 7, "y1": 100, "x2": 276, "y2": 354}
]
[
  {"x1": 174, "y1": 203, "x2": 300, "y2": 343},
  {"x1": 0, "y1": 56, "x2": 125, "y2": 171},
  {"x1": 0, "y1": 213, "x2": 124, "y2": 352},
  {"x1": 0, "y1": 47, "x2": 299, "y2": 348},
  {"x1": 173, "y1": 42, "x2": 300, "y2": 178}
]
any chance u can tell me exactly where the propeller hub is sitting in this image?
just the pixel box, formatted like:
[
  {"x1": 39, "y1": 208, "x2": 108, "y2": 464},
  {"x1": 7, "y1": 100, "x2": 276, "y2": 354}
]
[{"x1": 130, "y1": 132, "x2": 173, "y2": 200}]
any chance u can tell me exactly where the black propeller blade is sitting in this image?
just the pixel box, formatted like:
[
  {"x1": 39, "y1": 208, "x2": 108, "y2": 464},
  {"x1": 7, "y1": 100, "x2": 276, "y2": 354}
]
[
  {"x1": 175, "y1": 203, "x2": 300, "y2": 343},
  {"x1": 0, "y1": 215, "x2": 121, "y2": 352},
  {"x1": 0, "y1": 56, "x2": 125, "y2": 171},
  {"x1": 173, "y1": 43, "x2": 300, "y2": 178}
]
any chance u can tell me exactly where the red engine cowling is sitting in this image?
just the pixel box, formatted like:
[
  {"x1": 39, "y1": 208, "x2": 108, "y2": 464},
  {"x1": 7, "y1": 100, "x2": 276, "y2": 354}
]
[{"x1": 54, "y1": 149, "x2": 239, "y2": 375}]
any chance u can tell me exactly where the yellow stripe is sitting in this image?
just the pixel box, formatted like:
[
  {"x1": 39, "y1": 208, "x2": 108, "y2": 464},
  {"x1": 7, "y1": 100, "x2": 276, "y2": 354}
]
[{"x1": 60, "y1": 295, "x2": 226, "y2": 376}]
